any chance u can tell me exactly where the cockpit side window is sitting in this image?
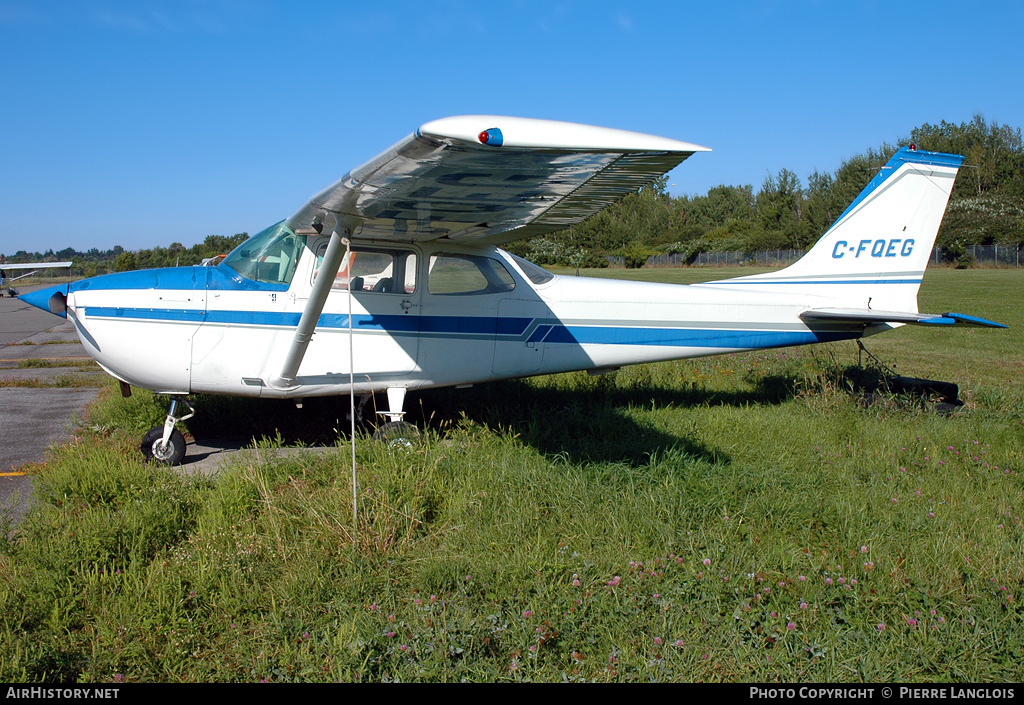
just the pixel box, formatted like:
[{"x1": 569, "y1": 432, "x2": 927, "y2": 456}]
[
  {"x1": 312, "y1": 245, "x2": 417, "y2": 294},
  {"x1": 222, "y1": 221, "x2": 304, "y2": 286}
]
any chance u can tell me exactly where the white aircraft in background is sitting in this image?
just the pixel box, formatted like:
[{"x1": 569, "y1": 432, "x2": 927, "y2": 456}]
[
  {"x1": 1, "y1": 262, "x2": 73, "y2": 297},
  {"x1": 21, "y1": 116, "x2": 1005, "y2": 464}
]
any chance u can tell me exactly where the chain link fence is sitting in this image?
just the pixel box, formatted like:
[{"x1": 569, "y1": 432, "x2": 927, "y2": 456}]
[{"x1": 932, "y1": 244, "x2": 1023, "y2": 267}]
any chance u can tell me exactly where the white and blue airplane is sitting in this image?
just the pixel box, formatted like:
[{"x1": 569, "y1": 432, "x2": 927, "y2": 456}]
[{"x1": 21, "y1": 116, "x2": 1005, "y2": 464}]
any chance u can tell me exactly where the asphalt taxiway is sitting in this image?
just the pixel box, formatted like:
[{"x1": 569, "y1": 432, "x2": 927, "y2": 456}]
[{"x1": 1, "y1": 288, "x2": 102, "y2": 524}]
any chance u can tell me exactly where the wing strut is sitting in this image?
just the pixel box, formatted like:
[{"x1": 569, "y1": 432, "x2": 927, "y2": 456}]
[{"x1": 270, "y1": 225, "x2": 350, "y2": 390}]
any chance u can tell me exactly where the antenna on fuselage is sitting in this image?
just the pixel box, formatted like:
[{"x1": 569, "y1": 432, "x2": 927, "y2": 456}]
[{"x1": 343, "y1": 235, "x2": 358, "y2": 526}]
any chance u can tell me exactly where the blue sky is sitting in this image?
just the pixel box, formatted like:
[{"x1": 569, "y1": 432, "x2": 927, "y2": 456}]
[{"x1": 1, "y1": 0, "x2": 1021, "y2": 253}]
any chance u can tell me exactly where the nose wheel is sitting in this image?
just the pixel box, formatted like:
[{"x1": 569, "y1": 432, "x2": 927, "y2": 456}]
[
  {"x1": 372, "y1": 420, "x2": 421, "y2": 446},
  {"x1": 141, "y1": 397, "x2": 194, "y2": 465},
  {"x1": 141, "y1": 427, "x2": 187, "y2": 465}
]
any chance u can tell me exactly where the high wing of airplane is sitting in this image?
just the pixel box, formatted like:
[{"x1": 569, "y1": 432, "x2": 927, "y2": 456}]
[
  {"x1": 1, "y1": 261, "x2": 73, "y2": 297},
  {"x1": 20, "y1": 116, "x2": 1006, "y2": 465}
]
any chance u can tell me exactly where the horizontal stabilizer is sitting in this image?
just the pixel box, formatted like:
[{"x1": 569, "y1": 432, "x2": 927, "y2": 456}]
[
  {"x1": 943, "y1": 312, "x2": 1009, "y2": 328},
  {"x1": 800, "y1": 308, "x2": 1007, "y2": 328}
]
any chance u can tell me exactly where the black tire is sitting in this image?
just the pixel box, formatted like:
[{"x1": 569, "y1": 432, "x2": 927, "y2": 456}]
[
  {"x1": 141, "y1": 427, "x2": 187, "y2": 465},
  {"x1": 372, "y1": 420, "x2": 421, "y2": 447}
]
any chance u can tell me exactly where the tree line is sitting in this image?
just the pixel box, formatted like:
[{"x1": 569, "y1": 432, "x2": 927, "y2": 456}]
[
  {"x1": 1, "y1": 234, "x2": 249, "y2": 278},
  {"x1": 4, "y1": 116, "x2": 1021, "y2": 274},
  {"x1": 507, "y1": 115, "x2": 1024, "y2": 267}
]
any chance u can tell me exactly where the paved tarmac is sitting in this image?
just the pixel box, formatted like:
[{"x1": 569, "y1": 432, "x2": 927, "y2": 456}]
[{"x1": 0, "y1": 288, "x2": 102, "y2": 524}]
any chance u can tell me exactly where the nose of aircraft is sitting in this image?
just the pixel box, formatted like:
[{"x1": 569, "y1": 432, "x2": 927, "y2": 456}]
[{"x1": 18, "y1": 283, "x2": 69, "y2": 317}]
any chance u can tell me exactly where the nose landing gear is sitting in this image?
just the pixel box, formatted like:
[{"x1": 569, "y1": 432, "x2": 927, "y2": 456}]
[
  {"x1": 371, "y1": 387, "x2": 421, "y2": 446},
  {"x1": 141, "y1": 397, "x2": 194, "y2": 465}
]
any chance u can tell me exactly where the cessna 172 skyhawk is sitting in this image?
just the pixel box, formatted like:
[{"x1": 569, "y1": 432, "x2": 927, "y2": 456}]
[{"x1": 21, "y1": 116, "x2": 1005, "y2": 464}]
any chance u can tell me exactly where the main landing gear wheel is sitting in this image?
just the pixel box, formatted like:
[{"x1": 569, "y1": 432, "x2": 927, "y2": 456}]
[
  {"x1": 372, "y1": 421, "x2": 421, "y2": 447},
  {"x1": 141, "y1": 428, "x2": 186, "y2": 465}
]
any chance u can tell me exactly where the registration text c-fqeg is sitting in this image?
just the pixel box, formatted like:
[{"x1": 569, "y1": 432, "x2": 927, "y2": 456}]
[{"x1": 832, "y1": 238, "x2": 915, "y2": 259}]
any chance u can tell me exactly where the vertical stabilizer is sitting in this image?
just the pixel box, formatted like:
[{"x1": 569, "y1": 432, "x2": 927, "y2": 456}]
[{"x1": 705, "y1": 147, "x2": 963, "y2": 312}]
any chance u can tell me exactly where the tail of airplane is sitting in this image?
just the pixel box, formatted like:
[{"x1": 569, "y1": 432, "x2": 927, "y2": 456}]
[{"x1": 705, "y1": 147, "x2": 966, "y2": 316}]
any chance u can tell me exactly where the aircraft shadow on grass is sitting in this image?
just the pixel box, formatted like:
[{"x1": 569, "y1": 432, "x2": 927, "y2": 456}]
[
  {"x1": 182, "y1": 372, "x2": 809, "y2": 469},
  {"x1": 418, "y1": 375, "x2": 806, "y2": 467}
]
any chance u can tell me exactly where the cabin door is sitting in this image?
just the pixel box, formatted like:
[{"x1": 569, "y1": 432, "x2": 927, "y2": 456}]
[{"x1": 298, "y1": 240, "x2": 421, "y2": 381}]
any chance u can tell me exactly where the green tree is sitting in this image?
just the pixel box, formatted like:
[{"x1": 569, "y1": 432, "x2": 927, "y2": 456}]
[
  {"x1": 679, "y1": 185, "x2": 756, "y2": 233},
  {"x1": 905, "y1": 117, "x2": 1024, "y2": 249},
  {"x1": 113, "y1": 252, "x2": 136, "y2": 272},
  {"x1": 756, "y1": 169, "x2": 809, "y2": 249}
]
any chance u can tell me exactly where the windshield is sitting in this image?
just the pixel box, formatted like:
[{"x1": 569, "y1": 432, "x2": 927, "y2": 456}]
[{"x1": 222, "y1": 221, "x2": 305, "y2": 286}]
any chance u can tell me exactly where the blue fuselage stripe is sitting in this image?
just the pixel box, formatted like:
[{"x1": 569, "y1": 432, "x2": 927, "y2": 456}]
[
  {"x1": 80, "y1": 306, "x2": 855, "y2": 350},
  {"x1": 547, "y1": 326, "x2": 848, "y2": 348},
  {"x1": 84, "y1": 306, "x2": 207, "y2": 322}
]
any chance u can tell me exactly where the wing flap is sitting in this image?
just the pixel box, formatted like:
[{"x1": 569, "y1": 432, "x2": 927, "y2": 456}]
[{"x1": 286, "y1": 116, "x2": 708, "y2": 244}]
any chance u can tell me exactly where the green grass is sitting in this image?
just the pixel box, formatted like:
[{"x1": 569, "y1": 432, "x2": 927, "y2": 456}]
[
  {"x1": 0, "y1": 359, "x2": 103, "y2": 387},
  {"x1": 15, "y1": 358, "x2": 97, "y2": 369},
  {"x1": 0, "y1": 375, "x2": 105, "y2": 388},
  {"x1": 0, "y1": 267, "x2": 1021, "y2": 682}
]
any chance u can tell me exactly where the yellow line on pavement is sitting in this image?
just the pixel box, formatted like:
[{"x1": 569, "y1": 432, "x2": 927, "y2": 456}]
[{"x1": 1, "y1": 472, "x2": 27, "y2": 477}]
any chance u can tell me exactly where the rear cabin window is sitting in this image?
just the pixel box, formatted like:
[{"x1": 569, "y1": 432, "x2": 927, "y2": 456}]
[
  {"x1": 427, "y1": 254, "x2": 516, "y2": 295},
  {"x1": 508, "y1": 253, "x2": 555, "y2": 285}
]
